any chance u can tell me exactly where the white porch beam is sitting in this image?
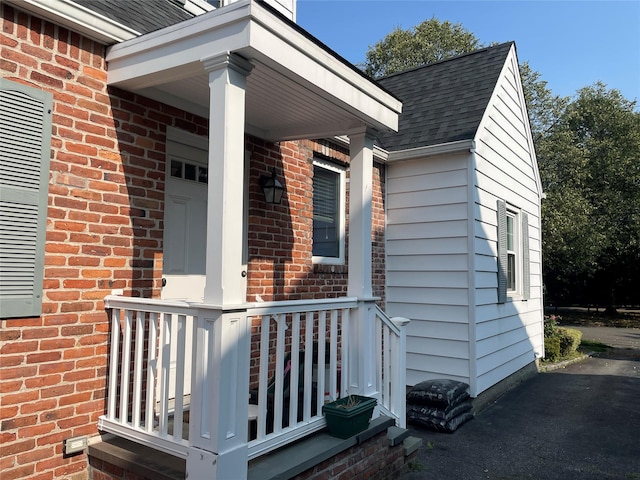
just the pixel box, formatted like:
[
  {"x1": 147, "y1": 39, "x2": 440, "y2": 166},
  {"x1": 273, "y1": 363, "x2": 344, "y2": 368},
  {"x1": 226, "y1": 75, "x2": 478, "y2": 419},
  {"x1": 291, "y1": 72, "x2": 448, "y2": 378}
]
[{"x1": 203, "y1": 53, "x2": 253, "y2": 305}]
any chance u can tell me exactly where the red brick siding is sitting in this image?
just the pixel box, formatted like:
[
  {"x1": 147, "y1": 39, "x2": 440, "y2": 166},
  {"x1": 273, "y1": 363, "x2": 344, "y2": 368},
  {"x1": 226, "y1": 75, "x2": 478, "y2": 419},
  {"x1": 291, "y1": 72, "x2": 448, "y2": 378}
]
[
  {"x1": 293, "y1": 430, "x2": 412, "y2": 480},
  {"x1": 1, "y1": 5, "x2": 387, "y2": 480},
  {"x1": 246, "y1": 138, "x2": 386, "y2": 303}
]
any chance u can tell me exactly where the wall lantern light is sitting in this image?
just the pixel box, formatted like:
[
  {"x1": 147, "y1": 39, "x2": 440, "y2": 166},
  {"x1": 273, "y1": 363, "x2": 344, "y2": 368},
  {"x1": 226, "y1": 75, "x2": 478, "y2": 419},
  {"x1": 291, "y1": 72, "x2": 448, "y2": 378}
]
[{"x1": 259, "y1": 167, "x2": 285, "y2": 204}]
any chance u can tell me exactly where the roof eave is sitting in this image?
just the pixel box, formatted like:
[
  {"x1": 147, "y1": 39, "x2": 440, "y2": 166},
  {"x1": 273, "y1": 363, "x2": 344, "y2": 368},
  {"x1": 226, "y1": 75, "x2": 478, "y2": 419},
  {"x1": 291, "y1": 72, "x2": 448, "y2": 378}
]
[
  {"x1": 105, "y1": 0, "x2": 401, "y2": 138},
  {"x1": 8, "y1": 0, "x2": 140, "y2": 44}
]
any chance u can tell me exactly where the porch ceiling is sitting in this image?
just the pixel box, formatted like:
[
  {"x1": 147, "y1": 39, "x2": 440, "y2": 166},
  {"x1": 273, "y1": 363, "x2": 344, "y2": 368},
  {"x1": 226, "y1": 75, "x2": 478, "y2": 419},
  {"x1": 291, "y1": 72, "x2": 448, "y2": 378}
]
[{"x1": 106, "y1": 0, "x2": 401, "y2": 142}]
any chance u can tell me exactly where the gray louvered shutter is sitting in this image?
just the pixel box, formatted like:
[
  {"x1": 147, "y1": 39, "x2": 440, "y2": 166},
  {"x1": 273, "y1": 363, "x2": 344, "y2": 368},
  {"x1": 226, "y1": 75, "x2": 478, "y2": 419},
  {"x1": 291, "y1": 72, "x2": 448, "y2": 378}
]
[
  {"x1": 521, "y1": 211, "x2": 530, "y2": 300},
  {"x1": 0, "y1": 79, "x2": 52, "y2": 318},
  {"x1": 496, "y1": 199, "x2": 507, "y2": 304}
]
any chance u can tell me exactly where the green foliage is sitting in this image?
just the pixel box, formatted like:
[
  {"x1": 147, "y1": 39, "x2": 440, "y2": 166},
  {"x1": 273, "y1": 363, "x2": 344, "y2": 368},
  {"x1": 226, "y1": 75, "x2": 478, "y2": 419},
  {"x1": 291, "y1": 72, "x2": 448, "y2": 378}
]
[
  {"x1": 538, "y1": 84, "x2": 640, "y2": 308},
  {"x1": 543, "y1": 314, "x2": 561, "y2": 337},
  {"x1": 544, "y1": 335, "x2": 561, "y2": 362},
  {"x1": 361, "y1": 17, "x2": 481, "y2": 78},
  {"x1": 543, "y1": 316, "x2": 582, "y2": 362},
  {"x1": 557, "y1": 327, "x2": 582, "y2": 357},
  {"x1": 520, "y1": 62, "x2": 569, "y2": 141}
]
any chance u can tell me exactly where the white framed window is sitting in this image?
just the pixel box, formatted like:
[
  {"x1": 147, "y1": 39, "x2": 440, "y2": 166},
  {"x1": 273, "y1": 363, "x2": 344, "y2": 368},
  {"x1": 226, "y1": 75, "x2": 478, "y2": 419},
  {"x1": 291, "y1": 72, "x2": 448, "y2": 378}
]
[
  {"x1": 312, "y1": 160, "x2": 345, "y2": 265},
  {"x1": 506, "y1": 210, "x2": 519, "y2": 292},
  {"x1": 497, "y1": 199, "x2": 530, "y2": 303}
]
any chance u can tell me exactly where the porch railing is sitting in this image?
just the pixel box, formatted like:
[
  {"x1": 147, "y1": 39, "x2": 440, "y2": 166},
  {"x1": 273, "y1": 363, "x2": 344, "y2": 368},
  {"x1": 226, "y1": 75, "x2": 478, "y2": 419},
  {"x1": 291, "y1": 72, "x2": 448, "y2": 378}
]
[{"x1": 99, "y1": 295, "x2": 409, "y2": 468}]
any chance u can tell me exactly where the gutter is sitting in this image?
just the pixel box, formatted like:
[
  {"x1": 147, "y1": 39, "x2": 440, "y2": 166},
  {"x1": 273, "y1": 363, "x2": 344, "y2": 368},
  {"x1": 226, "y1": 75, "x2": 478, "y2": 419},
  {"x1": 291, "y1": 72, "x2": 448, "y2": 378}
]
[
  {"x1": 386, "y1": 139, "x2": 476, "y2": 163},
  {"x1": 8, "y1": 0, "x2": 140, "y2": 44}
]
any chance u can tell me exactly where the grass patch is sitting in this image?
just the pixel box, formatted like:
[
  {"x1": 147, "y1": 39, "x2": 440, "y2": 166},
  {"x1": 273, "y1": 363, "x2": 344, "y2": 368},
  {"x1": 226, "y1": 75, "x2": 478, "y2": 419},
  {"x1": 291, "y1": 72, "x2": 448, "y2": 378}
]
[
  {"x1": 579, "y1": 339, "x2": 612, "y2": 353},
  {"x1": 546, "y1": 309, "x2": 640, "y2": 328}
]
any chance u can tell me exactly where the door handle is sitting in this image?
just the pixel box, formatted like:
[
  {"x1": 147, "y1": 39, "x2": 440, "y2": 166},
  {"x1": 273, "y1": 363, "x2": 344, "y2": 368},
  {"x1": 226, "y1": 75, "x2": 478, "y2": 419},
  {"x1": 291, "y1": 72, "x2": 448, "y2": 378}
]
[{"x1": 162, "y1": 277, "x2": 167, "y2": 287}]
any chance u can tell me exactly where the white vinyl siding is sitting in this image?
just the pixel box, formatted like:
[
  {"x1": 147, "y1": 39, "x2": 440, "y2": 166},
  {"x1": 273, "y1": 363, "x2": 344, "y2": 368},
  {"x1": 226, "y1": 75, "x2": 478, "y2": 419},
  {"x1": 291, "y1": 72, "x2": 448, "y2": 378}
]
[
  {"x1": 386, "y1": 153, "x2": 471, "y2": 387},
  {"x1": 472, "y1": 47, "x2": 543, "y2": 391},
  {"x1": 0, "y1": 79, "x2": 53, "y2": 318}
]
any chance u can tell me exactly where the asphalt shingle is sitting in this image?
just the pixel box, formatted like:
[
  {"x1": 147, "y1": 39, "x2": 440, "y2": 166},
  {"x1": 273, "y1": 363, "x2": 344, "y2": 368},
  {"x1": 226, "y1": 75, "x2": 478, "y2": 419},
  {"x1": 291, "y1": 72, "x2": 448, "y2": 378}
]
[
  {"x1": 73, "y1": 0, "x2": 194, "y2": 35},
  {"x1": 378, "y1": 42, "x2": 514, "y2": 152}
]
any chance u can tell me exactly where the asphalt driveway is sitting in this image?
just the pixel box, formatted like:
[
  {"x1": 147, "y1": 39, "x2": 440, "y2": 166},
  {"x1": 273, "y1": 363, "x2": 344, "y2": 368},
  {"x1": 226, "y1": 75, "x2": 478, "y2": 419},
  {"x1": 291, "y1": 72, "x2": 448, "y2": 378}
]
[{"x1": 403, "y1": 327, "x2": 640, "y2": 480}]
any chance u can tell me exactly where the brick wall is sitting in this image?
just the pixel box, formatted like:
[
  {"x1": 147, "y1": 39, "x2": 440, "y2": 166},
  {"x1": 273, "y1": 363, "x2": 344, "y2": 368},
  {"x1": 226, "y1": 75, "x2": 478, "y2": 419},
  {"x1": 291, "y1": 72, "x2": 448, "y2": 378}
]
[
  {"x1": 1, "y1": 5, "x2": 387, "y2": 480},
  {"x1": 294, "y1": 429, "x2": 411, "y2": 480},
  {"x1": 246, "y1": 137, "x2": 386, "y2": 303},
  {"x1": 1, "y1": 6, "x2": 199, "y2": 479}
]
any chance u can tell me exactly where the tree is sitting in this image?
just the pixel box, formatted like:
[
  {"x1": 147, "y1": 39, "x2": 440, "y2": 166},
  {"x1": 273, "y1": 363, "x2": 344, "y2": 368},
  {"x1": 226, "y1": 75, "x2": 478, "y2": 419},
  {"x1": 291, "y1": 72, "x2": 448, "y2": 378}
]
[
  {"x1": 519, "y1": 62, "x2": 569, "y2": 142},
  {"x1": 361, "y1": 17, "x2": 481, "y2": 78},
  {"x1": 538, "y1": 84, "x2": 640, "y2": 310}
]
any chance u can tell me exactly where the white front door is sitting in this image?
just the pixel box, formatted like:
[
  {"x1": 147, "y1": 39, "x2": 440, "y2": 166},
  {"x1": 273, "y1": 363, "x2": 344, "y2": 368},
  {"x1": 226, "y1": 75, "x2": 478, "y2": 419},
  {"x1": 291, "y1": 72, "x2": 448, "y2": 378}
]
[{"x1": 162, "y1": 139, "x2": 208, "y2": 302}]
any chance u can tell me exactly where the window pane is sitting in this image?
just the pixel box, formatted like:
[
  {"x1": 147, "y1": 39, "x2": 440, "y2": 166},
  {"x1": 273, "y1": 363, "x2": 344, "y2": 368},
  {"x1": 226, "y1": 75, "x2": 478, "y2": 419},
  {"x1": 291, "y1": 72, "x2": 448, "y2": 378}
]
[
  {"x1": 507, "y1": 253, "x2": 516, "y2": 291},
  {"x1": 185, "y1": 163, "x2": 196, "y2": 181},
  {"x1": 171, "y1": 160, "x2": 183, "y2": 178},
  {"x1": 198, "y1": 166, "x2": 208, "y2": 183},
  {"x1": 506, "y1": 215, "x2": 514, "y2": 250},
  {"x1": 313, "y1": 166, "x2": 339, "y2": 257}
]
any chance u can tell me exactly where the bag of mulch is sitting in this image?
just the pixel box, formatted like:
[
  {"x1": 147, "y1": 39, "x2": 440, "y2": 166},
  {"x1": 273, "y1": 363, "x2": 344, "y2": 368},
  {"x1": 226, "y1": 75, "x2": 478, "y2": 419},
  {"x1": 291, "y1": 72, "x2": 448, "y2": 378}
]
[
  {"x1": 410, "y1": 410, "x2": 474, "y2": 433},
  {"x1": 407, "y1": 399, "x2": 472, "y2": 423},
  {"x1": 406, "y1": 379, "x2": 469, "y2": 409}
]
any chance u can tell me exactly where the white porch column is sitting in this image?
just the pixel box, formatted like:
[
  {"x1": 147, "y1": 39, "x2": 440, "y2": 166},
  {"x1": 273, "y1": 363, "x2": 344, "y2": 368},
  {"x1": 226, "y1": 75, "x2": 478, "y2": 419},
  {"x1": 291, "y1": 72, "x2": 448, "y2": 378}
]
[
  {"x1": 347, "y1": 128, "x2": 375, "y2": 298},
  {"x1": 186, "y1": 53, "x2": 252, "y2": 479},
  {"x1": 202, "y1": 52, "x2": 253, "y2": 305},
  {"x1": 187, "y1": 307, "x2": 251, "y2": 480},
  {"x1": 347, "y1": 129, "x2": 377, "y2": 397}
]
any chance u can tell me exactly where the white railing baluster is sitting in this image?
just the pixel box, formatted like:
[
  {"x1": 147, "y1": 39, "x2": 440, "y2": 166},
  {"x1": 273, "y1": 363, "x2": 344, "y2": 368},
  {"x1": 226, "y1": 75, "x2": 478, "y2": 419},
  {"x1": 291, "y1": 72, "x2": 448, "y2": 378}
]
[
  {"x1": 120, "y1": 309, "x2": 133, "y2": 426},
  {"x1": 145, "y1": 312, "x2": 158, "y2": 432},
  {"x1": 273, "y1": 314, "x2": 286, "y2": 434},
  {"x1": 316, "y1": 311, "x2": 326, "y2": 412},
  {"x1": 303, "y1": 311, "x2": 313, "y2": 420},
  {"x1": 158, "y1": 313, "x2": 171, "y2": 436},
  {"x1": 256, "y1": 315, "x2": 270, "y2": 439},
  {"x1": 107, "y1": 308, "x2": 121, "y2": 421},
  {"x1": 328, "y1": 309, "x2": 338, "y2": 403},
  {"x1": 340, "y1": 308, "x2": 349, "y2": 397},
  {"x1": 288, "y1": 313, "x2": 301, "y2": 427},
  {"x1": 173, "y1": 314, "x2": 186, "y2": 441},
  {"x1": 132, "y1": 310, "x2": 145, "y2": 428}
]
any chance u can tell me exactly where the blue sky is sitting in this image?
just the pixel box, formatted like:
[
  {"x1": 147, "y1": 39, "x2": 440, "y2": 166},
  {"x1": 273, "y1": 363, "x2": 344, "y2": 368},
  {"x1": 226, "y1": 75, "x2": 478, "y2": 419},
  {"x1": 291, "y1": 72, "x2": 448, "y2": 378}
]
[{"x1": 297, "y1": 1, "x2": 640, "y2": 106}]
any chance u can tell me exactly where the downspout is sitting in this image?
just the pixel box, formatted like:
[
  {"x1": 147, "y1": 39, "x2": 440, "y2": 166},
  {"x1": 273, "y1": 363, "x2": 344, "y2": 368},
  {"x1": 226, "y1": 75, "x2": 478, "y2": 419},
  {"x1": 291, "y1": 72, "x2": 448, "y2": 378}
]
[{"x1": 466, "y1": 143, "x2": 478, "y2": 397}]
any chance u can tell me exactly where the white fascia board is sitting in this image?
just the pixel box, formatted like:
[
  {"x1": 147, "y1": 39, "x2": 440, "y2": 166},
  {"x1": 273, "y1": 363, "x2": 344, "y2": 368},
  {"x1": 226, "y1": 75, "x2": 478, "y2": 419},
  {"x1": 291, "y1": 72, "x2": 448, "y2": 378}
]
[
  {"x1": 386, "y1": 139, "x2": 475, "y2": 163},
  {"x1": 10, "y1": 0, "x2": 139, "y2": 44}
]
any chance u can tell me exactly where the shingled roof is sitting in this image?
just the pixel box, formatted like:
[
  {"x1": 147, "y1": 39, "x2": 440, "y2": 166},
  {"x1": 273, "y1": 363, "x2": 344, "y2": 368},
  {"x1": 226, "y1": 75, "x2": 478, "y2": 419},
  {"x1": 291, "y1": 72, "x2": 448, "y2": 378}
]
[
  {"x1": 377, "y1": 42, "x2": 514, "y2": 152},
  {"x1": 73, "y1": 0, "x2": 194, "y2": 35}
]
